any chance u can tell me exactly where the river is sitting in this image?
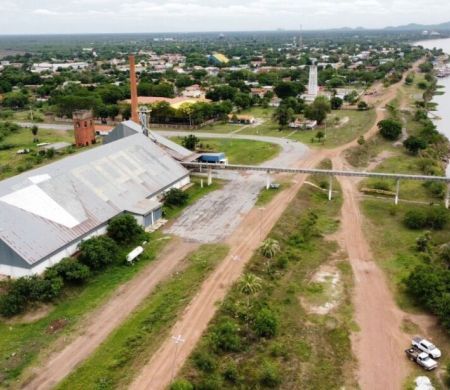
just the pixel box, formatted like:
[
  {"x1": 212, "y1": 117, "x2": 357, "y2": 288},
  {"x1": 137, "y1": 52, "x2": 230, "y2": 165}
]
[{"x1": 416, "y1": 38, "x2": 450, "y2": 176}]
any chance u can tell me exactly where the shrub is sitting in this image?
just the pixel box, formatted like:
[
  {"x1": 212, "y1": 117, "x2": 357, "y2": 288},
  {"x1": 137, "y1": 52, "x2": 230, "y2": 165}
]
[
  {"x1": 107, "y1": 214, "x2": 144, "y2": 244},
  {"x1": 78, "y1": 236, "x2": 120, "y2": 269},
  {"x1": 403, "y1": 136, "x2": 427, "y2": 155},
  {"x1": 0, "y1": 291, "x2": 27, "y2": 317},
  {"x1": 170, "y1": 379, "x2": 194, "y2": 390},
  {"x1": 253, "y1": 307, "x2": 278, "y2": 338},
  {"x1": 222, "y1": 361, "x2": 239, "y2": 383},
  {"x1": 210, "y1": 319, "x2": 241, "y2": 352},
  {"x1": 371, "y1": 181, "x2": 391, "y2": 191},
  {"x1": 48, "y1": 258, "x2": 91, "y2": 284},
  {"x1": 259, "y1": 361, "x2": 281, "y2": 388},
  {"x1": 426, "y1": 207, "x2": 449, "y2": 230},
  {"x1": 164, "y1": 188, "x2": 188, "y2": 208},
  {"x1": 377, "y1": 119, "x2": 402, "y2": 141},
  {"x1": 0, "y1": 275, "x2": 63, "y2": 317},
  {"x1": 193, "y1": 351, "x2": 217, "y2": 373},
  {"x1": 357, "y1": 101, "x2": 368, "y2": 111},
  {"x1": 404, "y1": 209, "x2": 428, "y2": 229}
]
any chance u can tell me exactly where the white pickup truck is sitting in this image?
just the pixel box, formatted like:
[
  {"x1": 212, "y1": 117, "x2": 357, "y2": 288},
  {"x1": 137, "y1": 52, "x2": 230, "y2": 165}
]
[
  {"x1": 405, "y1": 348, "x2": 438, "y2": 371},
  {"x1": 412, "y1": 337, "x2": 441, "y2": 359}
]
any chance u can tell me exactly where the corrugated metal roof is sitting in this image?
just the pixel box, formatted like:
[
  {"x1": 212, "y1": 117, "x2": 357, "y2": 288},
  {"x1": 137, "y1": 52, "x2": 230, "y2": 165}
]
[
  {"x1": 0, "y1": 132, "x2": 188, "y2": 266},
  {"x1": 104, "y1": 120, "x2": 194, "y2": 161}
]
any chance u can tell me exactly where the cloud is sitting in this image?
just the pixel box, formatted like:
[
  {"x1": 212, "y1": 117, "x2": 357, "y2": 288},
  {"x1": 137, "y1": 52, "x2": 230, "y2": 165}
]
[{"x1": 1, "y1": 0, "x2": 450, "y2": 33}]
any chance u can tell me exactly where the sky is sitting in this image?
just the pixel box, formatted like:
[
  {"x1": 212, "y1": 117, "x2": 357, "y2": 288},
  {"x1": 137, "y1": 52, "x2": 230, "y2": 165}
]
[{"x1": 0, "y1": 0, "x2": 450, "y2": 34}]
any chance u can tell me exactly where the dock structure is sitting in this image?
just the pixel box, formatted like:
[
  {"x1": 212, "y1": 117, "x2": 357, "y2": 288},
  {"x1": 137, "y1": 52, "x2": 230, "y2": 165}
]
[{"x1": 182, "y1": 162, "x2": 450, "y2": 207}]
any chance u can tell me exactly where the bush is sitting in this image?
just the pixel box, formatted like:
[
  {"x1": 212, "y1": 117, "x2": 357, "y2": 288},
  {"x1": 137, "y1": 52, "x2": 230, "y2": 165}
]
[
  {"x1": 259, "y1": 361, "x2": 281, "y2": 388},
  {"x1": 222, "y1": 361, "x2": 239, "y2": 383},
  {"x1": 426, "y1": 207, "x2": 449, "y2": 230},
  {"x1": 0, "y1": 275, "x2": 63, "y2": 317},
  {"x1": 107, "y1": 214, "x2": 144, "y2": 244},
  {"x1": 78, "y1": 236, "x2": 120, "y2": 269},
  {"x1": 253, "y1": 307, "x2": 278, "y2": 338},
  {"x1": 47, "y1": 258, "x2": 91, "y2": 284},
  {"x1": 377, "y1": 119, "x2": 402, "y2": 141},
  {"x1": 404, "y1": 207, "x2": 449, "y2": 231},
  {"x1": 164, "y1": 188, "x2": 189, "y2": 208},
  {"x1": 193, "y1": 351, "x2": 217, "y2": 373},
  {"x1": 210, "y1": 319, "x2": 241, "y2": 352},
  {"x1": 371, "y1": 181, "x2": 391, "y2": 191},
  {"x1": 170, "y1": 379, "x2": 194, "y2": 390}
]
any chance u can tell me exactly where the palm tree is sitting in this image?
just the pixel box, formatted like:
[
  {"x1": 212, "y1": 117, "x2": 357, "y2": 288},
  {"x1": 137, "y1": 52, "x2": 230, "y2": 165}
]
[
  {"x1": 239, "y1": 273, "x2": 262, "y2": 296},
  {"x1": 238, "y1": 273, "x2": 263, "y2": 323},
  {"x1": 260, "y1": 238, "x2": 280, "y2": 259}
]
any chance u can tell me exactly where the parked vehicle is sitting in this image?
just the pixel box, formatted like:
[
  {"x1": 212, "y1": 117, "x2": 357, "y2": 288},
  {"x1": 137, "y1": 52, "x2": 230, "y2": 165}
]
[
  {"x1": 405, "y1": 348, "x2": 438, "y2": 371},
  {"x1": 412, "y1": 337, "x2": 441, "y2": 359}
]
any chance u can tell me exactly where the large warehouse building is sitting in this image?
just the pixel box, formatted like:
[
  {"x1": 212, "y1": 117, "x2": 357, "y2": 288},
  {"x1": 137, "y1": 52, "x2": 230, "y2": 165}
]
[{"x1": 0, "y1": 123, "x2": 192, "y2": 277}]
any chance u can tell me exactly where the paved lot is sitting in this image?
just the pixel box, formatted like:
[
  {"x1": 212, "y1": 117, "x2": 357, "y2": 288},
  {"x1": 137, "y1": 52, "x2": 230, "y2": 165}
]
[{"x1": 164, "y1": 131, "x2": 310, "y2": 242}]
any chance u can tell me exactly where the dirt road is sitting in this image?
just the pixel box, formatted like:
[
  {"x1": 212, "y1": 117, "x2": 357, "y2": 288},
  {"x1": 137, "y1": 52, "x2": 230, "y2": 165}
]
[
  {"x1": 129, "y1": 152, "x2": 325, "y2": 390},
  {"x1": 23, "y1": 59, "x2": 424, "y2": 389},
  {"x1": 131, "y1": 60, "x2": 426, "y2": 390},
  {"x1": 332, "y1": 156, "x2": 410, "y2": 390},
  {"x1": 21, "y1": 239, "x2": 199, "y2": 390}
]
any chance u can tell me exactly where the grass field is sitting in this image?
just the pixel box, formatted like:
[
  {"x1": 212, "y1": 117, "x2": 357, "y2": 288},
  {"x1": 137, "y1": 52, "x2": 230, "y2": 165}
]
[
  {"x1": 171, "y1": 137, "x2": 281, "y2": 165},
  {"x1": 175, "y1": 183, "x2": 357, "y2": 389},
  {"x1": 164, "y1": 106, "x2": 376, "y2": 149},
  {"x1": 56, "y1": 244, "x2": 229, "y2": 390},
  {"x1": 236, "y1": 108, "x2": 376, "y2": 148},
  {"x1": 0, "y1": 127, "x2": 85, "y2": 180}
]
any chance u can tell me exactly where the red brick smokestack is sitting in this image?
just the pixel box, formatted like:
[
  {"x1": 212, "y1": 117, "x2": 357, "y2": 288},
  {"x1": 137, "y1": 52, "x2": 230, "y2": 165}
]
[{"x1": 129, "y1": 55, "x2": 139, "y2": 124}]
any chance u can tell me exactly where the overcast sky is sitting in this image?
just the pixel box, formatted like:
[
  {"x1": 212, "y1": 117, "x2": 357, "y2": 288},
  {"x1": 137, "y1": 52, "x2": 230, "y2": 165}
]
[{"x1": 0, "y1": 0, "x2": 449, "y2": 34}]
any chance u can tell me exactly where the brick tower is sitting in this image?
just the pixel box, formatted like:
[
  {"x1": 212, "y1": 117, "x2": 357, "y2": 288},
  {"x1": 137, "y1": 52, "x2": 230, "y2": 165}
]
[{"x1": 73, "y1": 110, "x2": 96, "y2": 147}]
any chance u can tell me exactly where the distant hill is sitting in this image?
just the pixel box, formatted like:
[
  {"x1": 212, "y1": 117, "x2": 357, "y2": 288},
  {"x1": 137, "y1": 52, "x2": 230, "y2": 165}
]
[
  {"x1": 320, "y1": 21, "x2": 450, "y2": 33},
  {"x1": 383, "y1": 21, "x2": 450, "y2": 31}
]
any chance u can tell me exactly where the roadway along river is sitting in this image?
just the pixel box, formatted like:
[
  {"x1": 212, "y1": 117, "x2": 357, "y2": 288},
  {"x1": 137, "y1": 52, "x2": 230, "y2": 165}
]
[{"x1": 416, "y1": 38, "x2": 450, "y2": 176}]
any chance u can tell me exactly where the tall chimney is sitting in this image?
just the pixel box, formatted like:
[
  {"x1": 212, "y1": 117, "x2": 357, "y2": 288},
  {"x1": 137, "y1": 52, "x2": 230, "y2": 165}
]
[{"x1": 129, "y1": 55, "x2": 139, "y2": 124}]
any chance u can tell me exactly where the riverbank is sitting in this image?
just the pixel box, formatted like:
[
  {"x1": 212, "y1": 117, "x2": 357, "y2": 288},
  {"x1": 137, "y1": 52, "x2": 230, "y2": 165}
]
[{"x1": 416, "y1": 38, "x2": 450, "y2": 176}]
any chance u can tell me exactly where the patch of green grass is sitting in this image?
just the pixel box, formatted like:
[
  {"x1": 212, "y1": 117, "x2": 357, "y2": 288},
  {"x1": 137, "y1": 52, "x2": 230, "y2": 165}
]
[
  {"x1": 163, "y1": 176, "x2": 224, "y2": 220},
  {"x1": 0, "y1": 232, "x2": 169, "y2": 386},
  {"x1": 255, "y1": 180, "x2": 291, "y2": 206},
  {"x1": 176, "y1": 183, "x2": 357, "y2": 389},
  {"x1": 56, "y1": 244, "x2": 229, "y2": 390},
  {"x1": 361, "y1": 200, "x2": 450, "y2": 308},
  {"x1": 239, "y1": 109, "x2": 376, "y2": 148},
  {"x1": 171, "y1": 137, "x2": 281, "y2": 165},
  {"x1": 0, "y1": 127, "x2": 93, "y2": 180},
  {"x1": 360, "y1": 151, "x2": 443, "y2": 202}
]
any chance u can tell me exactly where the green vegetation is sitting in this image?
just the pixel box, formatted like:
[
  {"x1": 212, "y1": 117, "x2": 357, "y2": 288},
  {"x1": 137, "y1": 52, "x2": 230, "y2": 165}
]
[
  {"x1": 256, "y1": 181, "x2": 290, "y2": 206},
  {"x1": 0, "y1": 231, "x2": 169, "y2": 386},
  {"x1": 163, "y1": 177, "x2": 223, "y2": 220},
  {"x1": 176, "y1": 183, "x2": 356, "y2": 389},
  {"x1": 0, "y1": 216, "x2": 145, "y2": 317},
  {"x1": 378, "y1": 118, "x2": 402, "y2": 141},
  {"x1": 107, "y1": 214, "x2": 145, "y2": 244},
  {"x1": 56, "y1": 244, "x2": 229, "y2": 390},
  {"x1": 172, "y1": 137, "x2": 281, "y2": 165},
  {"x1": 239, "y1": 107, "x2": 377, "y2": 148},
  {"x1": 164, "y1": 188, "x2": 189, "y2": 208},
  {"x1": 0, "y1": 125, "x2": 79, "y2": 180}
]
